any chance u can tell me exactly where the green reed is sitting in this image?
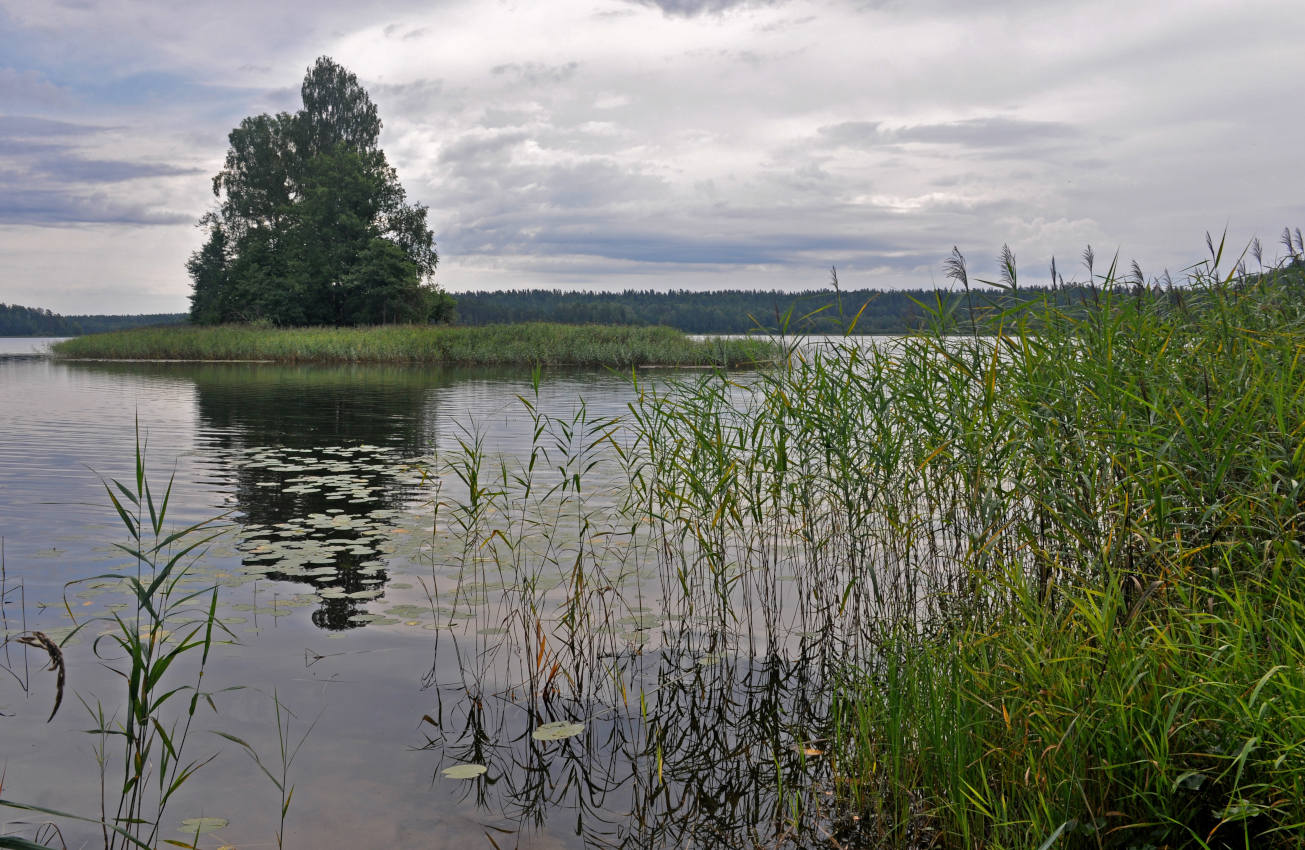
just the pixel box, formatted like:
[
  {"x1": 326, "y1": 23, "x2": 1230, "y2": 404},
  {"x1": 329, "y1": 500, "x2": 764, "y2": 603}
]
[
  {"x1": 2, "y1": 426, "x2": 232, "y2": 849},
  {"x1": 49, "y1": 322, "x2": 777, "y2": 368},
  {"x1": 814, "y1": 251, "x2": 1305, "y2": 847},
  {"x1": 601, "y1": 237, "x2": 1305, "y2": 847},
  {"x1": 2, "y1": 425, "x2": 309, "y2": 850}
]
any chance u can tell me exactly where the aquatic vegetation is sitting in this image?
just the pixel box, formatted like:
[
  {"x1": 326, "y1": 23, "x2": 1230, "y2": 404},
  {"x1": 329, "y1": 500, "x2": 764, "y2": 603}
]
[
  {"x1": 213, "y1": 692, "x2": 314, "y2": 850},
  {"x1": 721, "y1": 247, "x2": 1305, "y2": 848},
  {"x1": 440, "y1": 763, "x2": 488, "y2": 779},
  {"x1": 13, "y1": 631, "x2": 64, "y2": 721},
  {"x1": 531, "y1": 721, "x2": 585, "y2": 741},
  {"x1": 48, "y1": 322, "x2": 778, "y2": 368},
  {"x1": 8, "y1": 234, "x2": 1305, "y2": 848},
  {"x1": 421, "y1": 237, "x2": 1303, "y2": 848},
  {"x1": 0, "y1": 431, "x2": 315, "y2": 850},
  {"x1": 2, "y1": 427, "x2": 230, "y2": 849}
]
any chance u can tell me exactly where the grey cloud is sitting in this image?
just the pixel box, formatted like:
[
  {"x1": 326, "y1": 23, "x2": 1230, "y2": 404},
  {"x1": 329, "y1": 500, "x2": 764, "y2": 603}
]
[
  {"x1": 490, "y1": 62, "x2": 581, "y2": 87},
  {"x1": 434, "y1": 129, "x2": 669, "y2": 219},
  {"x1": 0, "y1": 115, "x2": 107, "y2": 137},
  {"x1": 536, "y1": 231, "x2": 788, "y2": 265},
  {"x1": 0, "y1": 113, "x2": 203, "y2": 223},
  {"x1": 479, "y1": 107, "x2": 539, "y2": 129},
  {"x1": 817, "y1": 121, "x2": 883, "y2": 147},
  {"x1": 528, "y1": 229, "x2": 890, "y2": 266},
  {"x1": 625, "y1": 0, "x2": 785, "y2": 16},
  {"x1": 0, "y1": 137, "x2": 65, "y2": 156},
  {"x1": 897, "y1": 117, "x2": 1076, "y2": 147},
  {"x1": 1, "y1": 117, "x2": 199, "y2": 183},
  {"x1": 0, "y1": 69, "x2": 74, "y2": 109},
  {"x1": 434, "y1": 151, "x2": 936, "y2": 272},
  {"x1": 820, "y1": 117, "x2": 1077, "y2": 150},
  {"x1": 371, "y1": 79, "x2": 449, "y2": 118},
  {"x1": 0, "y1": 187, "x2": 192, "y2": 225},
  {"x1": 31, "y1": 156, "x2": 203, "y2": 183},
  {"x1": 427, "y1": 115, "x2": 958, "y2": 274},
  {"x1": 1072, "y1": 157, "x2": 1110, "y2": 170},
  {"x1": 755, "y1": 13, "x2": 814, "y2": 32},
  {"x1": 437, "y1": 130, "x2": 530, "y2": 166},
  {"x1": 529, "y1": 160, "x2": 669, "y2": 210},
  {"x1": 448, "y1": 208, "x2": 943, "y2": 271},
  {"x1": 383, "y1": 23, "x2": 429, "y2": 40}
]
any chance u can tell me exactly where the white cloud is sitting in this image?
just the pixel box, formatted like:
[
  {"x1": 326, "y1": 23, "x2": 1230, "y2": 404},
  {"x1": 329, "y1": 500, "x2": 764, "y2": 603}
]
[{"x1": 0, "y1": 0, "x2": 1303, "y2": 313}]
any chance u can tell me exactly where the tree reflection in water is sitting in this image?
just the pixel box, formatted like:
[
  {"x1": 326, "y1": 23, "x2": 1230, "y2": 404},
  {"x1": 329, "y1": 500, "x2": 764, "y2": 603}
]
[{"x1": 190, "y1": 363, "x2": 440, "y2": 629}]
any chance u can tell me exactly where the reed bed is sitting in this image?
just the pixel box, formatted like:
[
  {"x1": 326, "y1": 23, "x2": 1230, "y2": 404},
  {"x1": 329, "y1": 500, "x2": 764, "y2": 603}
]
[
  {"x1": 49, "y1": 322, "x2": 776, "y2": 368},
  {"x1": 401, "y1": 237, "x2": 1305, "y2": 847},
  {"x1": 611, "y1": 240, "x2": 1305, "y2": 848}
]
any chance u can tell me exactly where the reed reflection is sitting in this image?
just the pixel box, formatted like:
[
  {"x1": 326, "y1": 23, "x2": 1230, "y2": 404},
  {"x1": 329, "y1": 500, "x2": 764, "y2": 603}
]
[{"x1": 419, "y1": 622, "x2": 851, "y2": 849}]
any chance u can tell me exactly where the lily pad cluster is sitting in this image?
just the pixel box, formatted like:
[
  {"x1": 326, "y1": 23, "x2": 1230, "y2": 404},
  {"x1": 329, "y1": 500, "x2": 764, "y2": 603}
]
[{"x1": 227, "y1": 444, "x2": 437, "y2": 620}]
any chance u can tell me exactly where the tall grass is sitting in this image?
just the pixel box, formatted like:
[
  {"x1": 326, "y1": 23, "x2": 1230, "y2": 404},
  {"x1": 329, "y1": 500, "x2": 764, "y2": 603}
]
[
  {"x1": 414, "y1": 240, "x2": 1305, "y2": 845},
  {"x1": 1, "y1": 429, "x2": 233, "y2": 849},
  {"x1": 821, "y1": 250, "x2": 1305, "y2": 849},
  {"x1": 79, "y1": 431, "x2": 230, "y2": 850},
  {"x1": 50, "y1": 322, "x2": 777, "y2": 368},
  {"x1": 613, "y1": 240, "x2": 1305, "y2": 847}
]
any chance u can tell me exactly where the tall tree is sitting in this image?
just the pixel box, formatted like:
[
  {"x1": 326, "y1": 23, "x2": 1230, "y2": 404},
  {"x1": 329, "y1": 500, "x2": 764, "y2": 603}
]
[{"x1": 189, "y1": 57, "x2": 451, "y2": 325}]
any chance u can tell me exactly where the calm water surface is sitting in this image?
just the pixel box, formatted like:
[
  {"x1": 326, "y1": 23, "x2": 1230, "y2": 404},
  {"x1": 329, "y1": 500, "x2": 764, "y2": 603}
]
[{"x1": 0, "y1": 349, "x2": 842, "y2": 849}]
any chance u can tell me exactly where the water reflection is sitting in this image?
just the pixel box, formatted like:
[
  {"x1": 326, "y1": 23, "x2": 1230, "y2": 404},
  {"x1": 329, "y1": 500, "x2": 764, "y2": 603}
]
[
  {"x1": 192, "y1": 364, "x2": 445, "y2": 629},
  {"x1": 2, "y1": 357, "x2": 865, "y2": 847},
  {"x1": 418, "y1": 624, "x2": 858, "y2": 849}
]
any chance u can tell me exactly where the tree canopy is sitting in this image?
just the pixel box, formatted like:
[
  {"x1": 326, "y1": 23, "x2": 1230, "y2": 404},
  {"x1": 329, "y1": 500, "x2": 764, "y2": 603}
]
[{"x1": 188, "y1": 57, "x2": 452, "y2": 326}]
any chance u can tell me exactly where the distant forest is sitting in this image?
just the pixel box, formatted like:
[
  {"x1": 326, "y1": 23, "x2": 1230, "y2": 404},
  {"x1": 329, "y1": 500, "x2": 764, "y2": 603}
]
[
  {"x1": 451, "y1": 286, "x2": 1105, "y2": 334},
  {"x1": 0, "y1": 303, "x2": 186, "y2": 337},
  {"x1": 4, "y1": 284, "x2": 1118, "y2": 337}
]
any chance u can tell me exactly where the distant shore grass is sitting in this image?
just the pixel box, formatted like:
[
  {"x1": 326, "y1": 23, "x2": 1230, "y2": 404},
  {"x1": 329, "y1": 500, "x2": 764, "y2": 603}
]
[{"x1": 50, "y1": 322, "x2": 778, "y2": 368}]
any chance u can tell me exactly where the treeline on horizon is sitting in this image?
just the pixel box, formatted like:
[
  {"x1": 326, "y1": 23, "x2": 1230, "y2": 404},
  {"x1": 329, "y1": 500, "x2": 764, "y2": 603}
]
[
  {"x1": 0, "y1": 303, "x2": 187, "y2": 337},
  {"x1": 451, "y1": 284, "x2": 1113, "y2": 334},
  {"x1": 6, "y1": 283, "x2": 1149, "y2": 337}
]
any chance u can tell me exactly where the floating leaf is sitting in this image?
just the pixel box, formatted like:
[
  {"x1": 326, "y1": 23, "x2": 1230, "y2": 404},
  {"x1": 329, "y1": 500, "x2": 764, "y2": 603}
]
[
  {"x1": 441, "y1": 763, "x2": 488, "y2": 779},
  {"x1": 179, "y1": 817, "x2": 228, "y2": 834},
  {"x1": 386, "y1": 605, "x2": 430, "y2": 618},
  {"x1": 532, "y1": 721, "x2": 584, "y2": 742}
]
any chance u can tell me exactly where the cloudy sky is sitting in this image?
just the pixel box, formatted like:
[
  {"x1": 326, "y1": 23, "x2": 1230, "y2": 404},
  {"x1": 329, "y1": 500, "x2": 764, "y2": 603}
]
[{"x1": 1, "y1": 0, "x2": 1302, "y2": 314}]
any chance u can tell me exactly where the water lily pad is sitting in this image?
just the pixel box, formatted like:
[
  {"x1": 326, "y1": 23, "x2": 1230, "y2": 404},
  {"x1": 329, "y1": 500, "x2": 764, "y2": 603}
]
[
  {"x1": 532, "y1": 721, "x2": 584, "y2": 742},
  {"x1": 179, "y1": 816, "x2": 228, "y2": 834},
  {"x1": 386, "y1": 605, "x2": 430, "y2": 618},
  {"x1": 441, "y1": 763, "x2": 487, "y2": 779}
]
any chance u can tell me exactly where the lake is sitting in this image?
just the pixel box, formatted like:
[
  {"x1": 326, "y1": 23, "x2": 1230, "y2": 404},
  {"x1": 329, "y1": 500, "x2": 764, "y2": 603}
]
[{"x1": 0, "y1": 348, "x2": 847, "y2": 849}]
